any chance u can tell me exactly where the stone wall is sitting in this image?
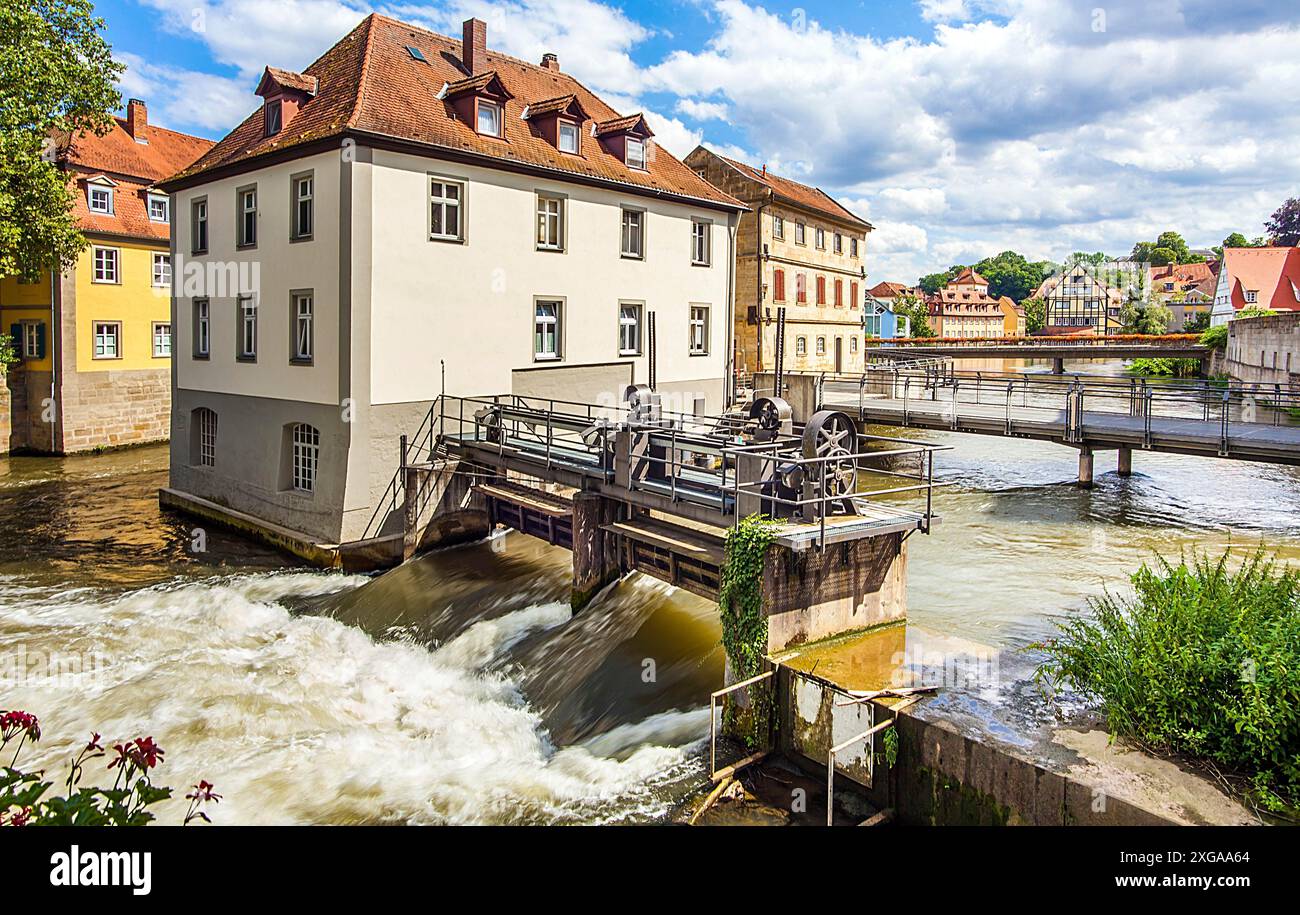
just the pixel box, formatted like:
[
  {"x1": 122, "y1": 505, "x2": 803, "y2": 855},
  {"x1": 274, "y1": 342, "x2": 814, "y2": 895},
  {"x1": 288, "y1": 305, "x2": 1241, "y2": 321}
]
[
  {"x1": 0, "y1": 374, "x2": 9, "y2": 455},
  {"x1": 1225, "y1": 311, "x2": 1300, "y2": 387},
  {"x1": 4, "y1": 369, "x2": 55, "y2": 452},
  {"x1": 59, "y1": 366, "x2": 171, "y2": 453}
]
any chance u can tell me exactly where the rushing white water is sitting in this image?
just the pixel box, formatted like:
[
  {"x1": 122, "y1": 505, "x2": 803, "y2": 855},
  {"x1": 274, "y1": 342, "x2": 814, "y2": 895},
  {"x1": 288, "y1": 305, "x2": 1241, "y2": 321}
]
[{"x1": 0, "y1": 571, "x2": 708, "y2": 825}]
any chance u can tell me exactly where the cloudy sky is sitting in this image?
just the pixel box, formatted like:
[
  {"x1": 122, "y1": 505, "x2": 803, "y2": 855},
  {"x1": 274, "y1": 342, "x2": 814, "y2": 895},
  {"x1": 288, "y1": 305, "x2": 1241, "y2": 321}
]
[{"x1": 100, "y1": 0, "x2": 1300, "y2": 284}]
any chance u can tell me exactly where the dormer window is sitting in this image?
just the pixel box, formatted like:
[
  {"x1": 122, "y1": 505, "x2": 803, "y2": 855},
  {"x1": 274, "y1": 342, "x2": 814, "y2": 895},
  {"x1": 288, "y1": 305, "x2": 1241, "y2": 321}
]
[
  {"x1": 477, "y1": 99, "x2": 501, "y2": 137},
  {"x1": 626, "y1": 137, "x2": 647, "y2": 170},
  {"x1": 558, "y1": 120, "x2": 579, "y2": 154},
  {"x1": 148, "y1": 194, "x2": 168, "y2": 222},
  {"x1": 264, "y1": 100, "x2": 282, "y2": 136},
  {"x1": 89, "y1": 184, "x2": 113, "y2": 215},
  {"x1": 594, "y1": 113, "x2": 654, "y2": 173}
]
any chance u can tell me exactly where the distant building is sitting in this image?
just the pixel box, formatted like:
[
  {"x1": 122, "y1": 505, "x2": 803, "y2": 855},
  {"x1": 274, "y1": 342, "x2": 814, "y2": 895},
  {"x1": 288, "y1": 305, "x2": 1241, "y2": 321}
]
[
  {"x1": 998, "y1": 296, "x2": 1026, "y2": 336},
  {"x1": 866, "y1": 281, "x2": 918, "y2": 339},
  {"x1": 1, "y1": 99, "x2": 212, "y2": 452},
  {"x1": 1149, "y1": 260, "x2": 1218, "y2": 330},
  {"x1": 1210, "y1": 247, "x2": 1300, "y2": 326},
  {"x1": 927, "y1": 269, "x2": 1005, "y2": 338},
  {"x1": 1038, "y1": 260, "x2": 1127, "y2": 333},
  {"x1": 686, "y1": 147, "x2": 872, "y2": 375}
]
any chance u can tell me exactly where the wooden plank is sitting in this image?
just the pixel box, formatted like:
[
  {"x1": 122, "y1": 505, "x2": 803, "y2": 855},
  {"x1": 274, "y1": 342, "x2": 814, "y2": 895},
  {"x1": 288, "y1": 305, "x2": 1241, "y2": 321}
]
[
  {"x1": 475, "y1": 481, "x2": 573, "y2": 518},
  {"x1": 601, "y1": 517, "x2": 726, "y2": 565}
]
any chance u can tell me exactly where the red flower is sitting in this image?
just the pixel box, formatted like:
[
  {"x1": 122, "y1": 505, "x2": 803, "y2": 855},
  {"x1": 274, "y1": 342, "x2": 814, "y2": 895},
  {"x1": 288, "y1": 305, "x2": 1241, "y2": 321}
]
[
  {"x1": 3, "y1": 806, "x2": 33, "y2": 827},
  {"x1": 185, "y1": 780, "x2": 222, "y2": 803},
  {"x1": 86, "y1": 732, "x2": 103, "y2": 753},
  {"x1": 0, "y1": 711, "x2": 40, "y2": 743},
  {"x1": 107, "y1": 737, "x2": 165, "y2": 772}
]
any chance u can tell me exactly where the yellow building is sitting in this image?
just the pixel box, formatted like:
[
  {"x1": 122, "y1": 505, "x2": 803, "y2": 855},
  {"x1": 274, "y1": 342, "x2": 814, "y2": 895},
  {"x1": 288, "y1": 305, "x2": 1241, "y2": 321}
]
[{"x1": 1, "y1": 100, "x2": 212, "y2": 452}]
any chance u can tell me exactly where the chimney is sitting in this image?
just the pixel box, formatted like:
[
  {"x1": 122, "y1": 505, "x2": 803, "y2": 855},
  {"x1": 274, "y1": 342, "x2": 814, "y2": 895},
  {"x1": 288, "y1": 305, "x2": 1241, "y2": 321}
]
[
  {"x1": 761, "y1": 163, "x2": 766, "y2": 177},
  {"x1": 125, "y1": 98, "x2": 147, "y2": 139},
  {"x1": 541, "y1": 52, "x2": 559, "y2": 71},
  {"x1": 462, "y1": 18, "x2": 487, "y2": 75}
]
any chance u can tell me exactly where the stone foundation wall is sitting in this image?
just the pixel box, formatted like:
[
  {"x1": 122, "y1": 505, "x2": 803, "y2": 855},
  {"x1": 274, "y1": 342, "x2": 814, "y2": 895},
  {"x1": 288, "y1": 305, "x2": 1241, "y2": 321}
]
[
  {"x1": 4, "y1": 369, "x2": 55, "y2": 452},
  {"x1": 59, "y1": 367, "x2": 170, "y2": 453},
  {"x1": 1225, "y1": 311, "x2": 1300, "y2": 388},
  {"x1": 0, "y1": 376, "x2": 9, "y2": 455}
]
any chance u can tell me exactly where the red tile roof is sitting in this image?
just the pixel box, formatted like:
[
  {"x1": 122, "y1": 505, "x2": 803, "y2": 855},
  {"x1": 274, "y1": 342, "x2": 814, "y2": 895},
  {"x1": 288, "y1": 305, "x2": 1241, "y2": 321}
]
[
  {"x1": 163, "y1": 14, "x2": 741, "y2": 211},
  {"x1": 950, "y1": 267, "x2": 988, "y2": 286},
  {"x1": 58, "y1": 105, "x2": 213, "y2": 243},
  {"x1": 1219, "y1": 246, "x2": 1300, "y2": 312},
  {"x1": 259, "y1": 66, "x2": 319, "y2": 96},
  {"x1": 869, "y1": 281, "x2": 919, "y2": 299},
  {"x1": 711, "y1": 153, "x2": 871, "y2": 230}
]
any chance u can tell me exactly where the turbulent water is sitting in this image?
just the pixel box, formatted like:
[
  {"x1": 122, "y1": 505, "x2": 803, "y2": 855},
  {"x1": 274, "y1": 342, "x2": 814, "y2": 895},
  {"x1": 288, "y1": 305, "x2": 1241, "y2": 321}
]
[{"x1": 2, "y1": 358, "x2": 1299, "y2": 823}]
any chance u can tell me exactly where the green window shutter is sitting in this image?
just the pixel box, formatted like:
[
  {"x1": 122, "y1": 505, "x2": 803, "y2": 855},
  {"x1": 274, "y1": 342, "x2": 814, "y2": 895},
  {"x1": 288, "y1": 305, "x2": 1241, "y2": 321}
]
[
  {"x1": 36, "y1": 322, "x2": 46, "y2": 359},
  {"x1": 9, "y1": 324, "x2": 20, "y2": 357}
]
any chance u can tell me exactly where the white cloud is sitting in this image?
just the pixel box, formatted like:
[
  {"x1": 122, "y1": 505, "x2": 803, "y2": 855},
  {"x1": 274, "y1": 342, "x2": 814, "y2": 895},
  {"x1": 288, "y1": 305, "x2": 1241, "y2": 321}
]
[
  {"x1": 675, "y1": 98, "x2": 728, "y2": 122},
  {"x1": 117, "y1": 52, "x2": 250, "y2": 135},
  {"x1": 919, "y1": 0, "x2": 971, "y2": 24}
]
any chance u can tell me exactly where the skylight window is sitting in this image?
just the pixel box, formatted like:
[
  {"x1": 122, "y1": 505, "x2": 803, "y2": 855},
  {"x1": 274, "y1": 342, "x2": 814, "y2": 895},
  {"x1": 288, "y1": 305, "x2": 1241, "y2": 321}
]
[{"x1": 406, "y1": 46, "x2": 427, "y2": 62}]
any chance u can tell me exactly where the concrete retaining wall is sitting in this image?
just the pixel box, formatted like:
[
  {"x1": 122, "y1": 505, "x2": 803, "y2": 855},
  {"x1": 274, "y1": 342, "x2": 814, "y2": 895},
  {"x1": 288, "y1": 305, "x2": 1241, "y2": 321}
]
[{"x1": 1225, "y1": 311, "x2": 1300, "y2": 387}]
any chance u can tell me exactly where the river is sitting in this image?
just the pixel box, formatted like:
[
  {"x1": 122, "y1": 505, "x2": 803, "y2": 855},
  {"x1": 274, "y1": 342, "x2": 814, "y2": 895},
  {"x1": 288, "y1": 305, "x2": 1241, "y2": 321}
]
[{"x1": 2, "y1": 360, "x2": 1298, "y2": 824}]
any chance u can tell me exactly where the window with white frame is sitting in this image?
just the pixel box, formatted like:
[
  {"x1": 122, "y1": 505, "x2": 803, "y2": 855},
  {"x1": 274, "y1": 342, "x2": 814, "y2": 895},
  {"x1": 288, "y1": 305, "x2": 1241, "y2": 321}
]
[
  {"x1": 152, "y1": 322, "x2": 171, "y2": 357},
  {"x1": 834, "y1": 233, "x2": 843, "y2": 254},
  {"x1": 1245, "y1": 290, "x2": 1258, "y2": 303},
  {"x1": 795, "y1": 222, "x2": 806, "y2": 245},
  {"x1": 618, "y1": 302, "x2": 642, "y2": 355},
  {"x1": 477, "y1": 100, "x2": 501, "y2": 137},
  {"x1": 264, "y1": 100, "x2": 282, "y2": 136},
  {"x1": 850, "y1": 336, "x2": 859, "y2": 353},
  {"x1": 196, "y1": 408, "x2": 217, "y2": 467},
  {"x1": 92, "y1": 247, "x2": 119, "y2": 283},
  {"x1": 689, "y1": 305, "x2": 709, "y2": 355},
  {"x1": 152, "y1": 253, "x2": 171, "y2": 288},
  {"x1": 237, "y1": 295, "x2": 257, "y2": 359},
  {"x1": 850, "y1": 237, "x2": 859, "y2": 257},
  {"x1": 816, "y1": 336, "x2": 826, "y2": 355},
  {"x1": 148, "y1": 194, "x2": 169, "y2": 222},
  {"x1": 815, "y1": 227, "x2": 825, "y2": 249},
  {"x1": 292, "y1": 291, "x2": 313, "y2": 362},
  {"x1": 93, "y1": 322, "x2": 120, "y2": 358},
  {"x1": 192, "y1": 198, "x2": 208, "y2": 253},
  {"x1": 238, "y1": 186, "x2": 257, "y2": 247},
  {"x1": 691, "y1": 219, "x2": 710, "y2": 265},
  {"x1": 291, "y1": 423, "x2": 320, "y2": 493},
  {"x1": 429, "y1": 178, "x2": 463, "y2": 241},
  {"x1": 621, "y1": 208, "x2": 644, "y2": 258},
  {"x1": 537, "y1": 195, "x2": 564, "y2": 251},
  {"x1": 626, "y1": 137, "x2": 647, "y2": 170},
  {"x1": 773, "y1": 215, "x2": 784, "y2": 239},
  {"x1": 21, "y1": 322, "x2": 41, "y2": 359},
  {"x1": 292, "y1": 174, "x2": 313, "y2": 239},
  {"x1": 193, "y1": 298, "x2": 210, "y2": 357},
  {"x1": 558, "y1": 120, "x2": 579, "y2": 154},
  {"x1": 534, "y1": 300, "x2": 561, "y2": 359},
  {"x1": 795, "y1": 336, "x2": 807, "y2": 355},
  {"x1": 88, "y1": 185, "x2": 113, "y2": 214}
]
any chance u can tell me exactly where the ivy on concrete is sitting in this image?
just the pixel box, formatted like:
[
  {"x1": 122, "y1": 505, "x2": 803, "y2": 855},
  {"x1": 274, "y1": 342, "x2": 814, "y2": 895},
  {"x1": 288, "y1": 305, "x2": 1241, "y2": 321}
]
[{"x1": 718, "y1": 514, "x2": 780, "y2": 747}]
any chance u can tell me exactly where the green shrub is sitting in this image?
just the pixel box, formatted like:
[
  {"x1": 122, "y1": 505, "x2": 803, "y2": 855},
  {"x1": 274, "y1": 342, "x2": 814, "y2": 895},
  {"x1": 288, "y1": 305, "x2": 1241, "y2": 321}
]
[
  {"x1": 1199, "y1": 323, "x2": 1228, "y2": 351},
  {"x1": 1126, "y1": 357, "x2": 1200, "y2": 377},
  {"x1": 1036, "y1": 551, "x2": 1300, "y2": 812}
]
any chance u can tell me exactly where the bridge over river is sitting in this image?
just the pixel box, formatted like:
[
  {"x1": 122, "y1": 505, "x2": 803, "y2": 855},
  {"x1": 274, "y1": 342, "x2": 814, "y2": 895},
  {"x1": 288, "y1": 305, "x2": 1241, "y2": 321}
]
[
  {"x1": 868, "y1": 334, "x2": 1211, "y2": 373},
  {"x1": 759, "y1": 366, "x2": 1300, "y2": 485}
]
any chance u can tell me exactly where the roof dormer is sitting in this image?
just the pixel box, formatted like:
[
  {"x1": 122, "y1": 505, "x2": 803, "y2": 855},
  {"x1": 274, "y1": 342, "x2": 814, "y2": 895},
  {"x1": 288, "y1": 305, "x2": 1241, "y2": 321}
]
[
  {"x1": 525, "y1": 95, "x2": 590, "y2": 155},
  {"x1": 595, "y1": 114, "x2": 654, "y2": 170},
  {"x1": 255, "y1": 66, "x2": 318, "y2": 137},
  {"x1": 441, "y1": 70, "x2": 514, "y2": 139},
  {"x1": 84, "y1": 174, "x2": 117, "y2": 215}
]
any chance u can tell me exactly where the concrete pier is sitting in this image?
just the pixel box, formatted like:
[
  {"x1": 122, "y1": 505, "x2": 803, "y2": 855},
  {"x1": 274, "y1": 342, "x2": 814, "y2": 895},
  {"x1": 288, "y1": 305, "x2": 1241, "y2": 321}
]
[
  {"x1": 1077, "y1": 446, "x2": 1094, "y2": 488},
  {"x1": 1117, "y1": 445, "x2": 1132, "y2": 477},
  {"x1": 570, "y1": 491, "x2": 625, "y2": 611}
]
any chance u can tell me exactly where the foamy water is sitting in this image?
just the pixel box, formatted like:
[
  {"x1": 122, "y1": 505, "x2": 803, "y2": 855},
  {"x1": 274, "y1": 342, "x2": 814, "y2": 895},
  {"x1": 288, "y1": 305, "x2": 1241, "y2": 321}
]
[{"x1": 0, "y1": 571, "x2": 707, "y2": 825}]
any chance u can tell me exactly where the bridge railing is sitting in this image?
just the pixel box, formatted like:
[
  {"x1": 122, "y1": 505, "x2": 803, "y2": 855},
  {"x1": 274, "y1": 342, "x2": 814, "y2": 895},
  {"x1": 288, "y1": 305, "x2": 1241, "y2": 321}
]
[{"x1": 873, "y1": 333, "x2": 1207, "y2": 349}]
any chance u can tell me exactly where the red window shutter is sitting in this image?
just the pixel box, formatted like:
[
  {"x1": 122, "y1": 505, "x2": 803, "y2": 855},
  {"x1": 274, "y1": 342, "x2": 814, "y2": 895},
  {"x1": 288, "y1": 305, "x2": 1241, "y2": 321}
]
[
  {"x1": 796, "y1": 274, "x2": 806, "y2": 303},
  {"x1": 774, "y1": 269, "x2": 785, "y2": 301},
  {"x1": 835, "y1": 279, "x2": 843, "y2": 307},
  {"x1": 850, "y1": 281, "x2": 858, "y2": 308}
]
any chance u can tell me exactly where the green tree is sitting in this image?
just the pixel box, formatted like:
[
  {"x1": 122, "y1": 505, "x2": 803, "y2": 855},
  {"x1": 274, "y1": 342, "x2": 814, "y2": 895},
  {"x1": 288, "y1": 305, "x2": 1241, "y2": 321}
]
[
  {"x1": 894, "y1": 291, "x2": 934, "y2": 338},
  {"x1": 973, "y1": 249, "x2": 1050, "y2": 302},
  {"x1": 1154, "y1": 231, "x2": 1191, "y2": 263},
  {"x1": 1119, "y1": 298, "x2": 1171, "y2": 335},
  {"x1": 0, "y1": 0, "x2": 123, "y2": 279},
  {"x1": 1266, "y1": 196, "x2": 1300, "y2": 247},
  {"x1": 1021, "y1": 296, "x2": 1045, "y2": 334},
  {"x1": 1183, "y1": 310, "x2": 1211, "y2": 333},
  {"x1": 1221, "y1": 231, "x2": 1250, "y2": 249},
  {"x1": 918, "y1": 266, "x2": 963, "y2": 295},
  {"x1": 1149, "y1": 246, "x2": 1177, "y2": 266}
]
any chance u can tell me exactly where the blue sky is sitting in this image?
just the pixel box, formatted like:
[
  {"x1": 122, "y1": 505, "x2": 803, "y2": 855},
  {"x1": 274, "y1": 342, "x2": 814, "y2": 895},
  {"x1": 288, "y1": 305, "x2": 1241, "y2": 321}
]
[{"x1": 101, "y1": 0, "x2": 1300, "y2": 283}]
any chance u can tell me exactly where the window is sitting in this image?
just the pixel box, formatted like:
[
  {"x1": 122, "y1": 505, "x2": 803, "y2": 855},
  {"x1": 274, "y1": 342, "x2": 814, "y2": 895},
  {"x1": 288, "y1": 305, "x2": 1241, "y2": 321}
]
[
  {"x1": 795, "y1": 336, "x2": 807, "y2": 355},
  {"x1": 89, "y1": 185, "x2": 113, "y2": 215},
  {"x1": 626, "y1": 137, "x2": 647, "y2": 170},
  {"x1": 834, "y1": 233, "x2": 843, "y2": 254},
  {"x1": 850, "y1": 237, "x2": 858, "y2": 257},
  {"x1": 195, "y1": 408, "x2": 217, "y2": 467},
  {"x1": 795, "y1": 222, "x2": 806, "y2": 245},
  {"x1": 850, "y1": 281, "x2": 858, "y2": 309},
  {"x1": 618, "y1": 302, "x2": 642, "y2": 355},
  {"x1": 430, "y1": 178, "x2": 463, "y2": 241},
  {"x1": 18, "y1": 322, "x2": 43, "y2": 360},
  {"x1": 773, "y1": 268, "x2": 785, "y2": 302},
  {"x1": 796, "y1": 273, "x2": 807, "y2": 304},
  {"x1": 292, "y1": 173, "x2": 313, "y2": 240},
  {"x1": 534, "y1": 300, "x2": 561, "y2": 360},
  {"x1": 152, "y1": 322, "x2": 171, "y2": 357},
  {"x1": 815, "y1": 227, "x2": 825, "y2": 249},
  {"x1": 691, "y1": 219, "x2": 711, "y2": 266},
  {"x1": 291, "y1": 424, "x2": 320, "y2": 493},
  {"x1": 850, "y1": 336, "x2": 859, "y2": 353},
  {"x1": 477, "y1": 100, "x2": 501, "y2": 137},
  {"x1": 152, "y1": 253, "x2": 171, "y2": 288},
  {"x1": 816, "y1": 275, "x2": 826, "y2": 305},
  {"x1": 1246, "y1": 290, "x2": 1258, "y2": 303},
  {"x1": 264, "y1": 100, "x2": 282, "y2": 136},
  {"x1": 537, "y1": 195, "x2": 564, "y2": 251},
  {"x1": 92, "y1": 247, "x2": 119, "y2": 283},
  {"x1": 191, "y1": 198, "x2": 208, "y2": 253},
  {"x1": 621, "y1": 208, "x2": 644, "y2": 258},
  {"x1": 193, "y1": 298, "x2": 210, "y2": 358},
  {"x1": 237, "y1": 295, "x2": 257, "y2": 360},
  {"x1": 237, "y1": 186, "x2": 257, "y2": 247},
  {"x1": 773, "y1": 215, "x2": 784, "y2": 240},
  {"x1": 816, "y1": 336, "x2": 826, "y2": 355},
  {"x1": 558, "y1": 120, "x2": 579, "y2": 154},
  {"x1": 689, "y1": 305, "x2": 709, "y2": 355},
  {"x1": 148, "y1": 195, "x2": 169, "y2": 222},
  {"x1": 93, "y1": 322, "x2": 120, "y2": 359},
  {"x1": 834, "y1": 278, "x2": 843, "y2": 308},
  {"x1": 292, "y1": 291, "x2": 313, "y2": 363}
]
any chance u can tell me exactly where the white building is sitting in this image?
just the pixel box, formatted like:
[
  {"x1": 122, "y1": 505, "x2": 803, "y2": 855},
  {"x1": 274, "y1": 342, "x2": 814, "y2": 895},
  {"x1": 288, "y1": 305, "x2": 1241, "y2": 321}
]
[{"x1": 158, "y1": 15, "x2": 743, "y2": 557}]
